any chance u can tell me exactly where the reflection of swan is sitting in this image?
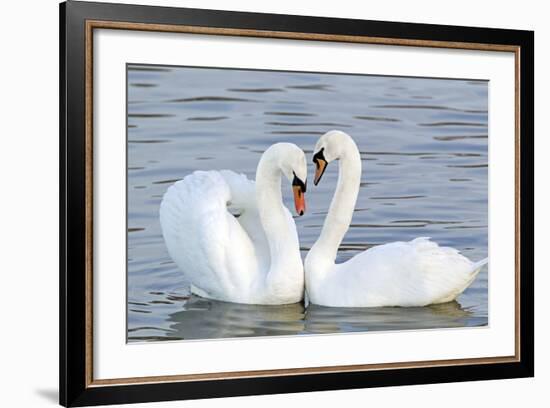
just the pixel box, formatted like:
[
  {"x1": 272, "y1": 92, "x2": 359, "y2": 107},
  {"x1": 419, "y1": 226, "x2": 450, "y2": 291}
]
[
  {"x1": 163, "y1": 296, "x2": 475, "y2": 341},
  {"x1": 168, "y1": 296, "x2": 306, "y2": 340},
  {"x1": 304, "y1": 301, "x2": 476, "y2": 333},
  {"x1": 160, "y1": 143, "x2": 307, "y2": 305},
  {"x1": 305, "y1": 130, "x2": 488, "y2": 307}
]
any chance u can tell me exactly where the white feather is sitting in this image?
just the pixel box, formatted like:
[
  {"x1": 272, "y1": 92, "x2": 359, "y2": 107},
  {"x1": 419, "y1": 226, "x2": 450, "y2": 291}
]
[
  {"x1": 309, "y1": 237, "x2": 487, "y2": 307},
  {"x1": 160, "y1": 144, "x2": 306, "y2": 305},
  {"x1": 306, "y1": 131, "x2": 488, "y2": 307}
]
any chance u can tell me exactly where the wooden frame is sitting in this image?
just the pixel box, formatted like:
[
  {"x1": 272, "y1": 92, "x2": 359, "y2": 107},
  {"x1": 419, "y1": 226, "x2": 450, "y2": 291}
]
[{"x1": 60, "y1": 1, "x2": 534, "y2": 406}]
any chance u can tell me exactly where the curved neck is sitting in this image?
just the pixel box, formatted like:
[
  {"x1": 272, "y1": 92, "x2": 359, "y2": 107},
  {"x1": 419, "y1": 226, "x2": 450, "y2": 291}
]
[
  {"x1": 255, "y1": 150, "x2": 301, "y2": 280},
  {"x1": 256, "y1": 158, "x2": 288, "y2": 253},
  {"x1": 309, "y1": 140, "x2": 361, "y2": 268}
]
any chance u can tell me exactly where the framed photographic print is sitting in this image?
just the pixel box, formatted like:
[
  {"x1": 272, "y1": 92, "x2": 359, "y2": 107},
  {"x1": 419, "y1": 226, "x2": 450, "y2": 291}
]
[{"x1": 60, "y1": 1, "x2": 534, "y2": 406}]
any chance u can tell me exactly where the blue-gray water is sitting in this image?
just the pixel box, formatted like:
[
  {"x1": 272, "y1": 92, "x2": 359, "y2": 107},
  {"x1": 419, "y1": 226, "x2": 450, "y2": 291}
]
[{"x1": 127, "y1": 64, "x2": 488, "y2": 342}]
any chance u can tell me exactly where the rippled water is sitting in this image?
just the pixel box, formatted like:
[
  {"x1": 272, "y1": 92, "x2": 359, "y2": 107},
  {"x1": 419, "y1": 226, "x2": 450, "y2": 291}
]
[{"x1": 127, "y1": 64, "x2": 488, "y2": 342}]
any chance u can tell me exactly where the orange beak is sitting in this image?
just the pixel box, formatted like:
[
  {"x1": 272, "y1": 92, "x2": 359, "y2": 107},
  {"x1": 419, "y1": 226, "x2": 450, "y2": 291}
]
[
  {"x1": 293, "y1": 185, "x2": 306, "y2": 216},
  {"x1": 314, "y1": 158, "x2": 327, "y2": 186}
]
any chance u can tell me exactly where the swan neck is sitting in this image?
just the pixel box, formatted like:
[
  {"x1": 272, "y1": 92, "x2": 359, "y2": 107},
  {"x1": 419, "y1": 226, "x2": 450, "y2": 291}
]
[
  {"x1": 255, "y1": 153, "x2": 299, "y2": 270},
  {"x1": 309, "y1": 141, "x2": 361, "y2": 270}
]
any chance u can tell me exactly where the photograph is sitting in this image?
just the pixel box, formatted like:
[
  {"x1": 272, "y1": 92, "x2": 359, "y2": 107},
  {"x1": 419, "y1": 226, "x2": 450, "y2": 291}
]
[
  {"x1": 126, "y1": 64, "x2": 489, "y2": 342},
  {"x1": 56, "y1": 2, "x2": 534, "y2": 405}
]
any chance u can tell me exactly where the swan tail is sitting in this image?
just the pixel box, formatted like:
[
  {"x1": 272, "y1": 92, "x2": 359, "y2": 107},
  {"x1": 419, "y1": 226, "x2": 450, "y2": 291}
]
[
  {"x1": 465, "y1": 257, "x2": 488, "y2": 286},
  {"x1": 409, "y1": 238, "x2": 487, "y2": 304},
  {"x1": 437, "y1": 257, "x2": 488, "y2": 304},
  {"x1": 471, "y1": 257, "x2": 489, "y2": 275}
]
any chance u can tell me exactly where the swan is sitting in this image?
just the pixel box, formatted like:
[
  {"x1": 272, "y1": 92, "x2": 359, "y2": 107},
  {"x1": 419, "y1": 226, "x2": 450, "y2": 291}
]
[
  {"x1": 305, "y1": 130, "x2": 488, "y2": 307},
  {"x1": 159, "y1": 143, "x2": 308, "y2": 305}
]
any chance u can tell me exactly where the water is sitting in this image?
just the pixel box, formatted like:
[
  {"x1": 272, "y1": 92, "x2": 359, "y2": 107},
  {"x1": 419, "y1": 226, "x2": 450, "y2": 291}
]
[{"x1": 127, "y1": 64, "x2": 488, "y2": 343}]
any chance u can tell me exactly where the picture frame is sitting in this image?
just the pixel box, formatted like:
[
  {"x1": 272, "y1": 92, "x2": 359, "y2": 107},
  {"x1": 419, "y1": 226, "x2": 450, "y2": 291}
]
[{"x1": 60, "y1": 1, "x2": 534, "y2": 406}]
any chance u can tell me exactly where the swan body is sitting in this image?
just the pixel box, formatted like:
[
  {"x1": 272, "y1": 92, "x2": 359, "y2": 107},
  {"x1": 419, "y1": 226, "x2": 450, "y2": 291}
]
[
  {"x1": 160, "y1": 143, "x2": 307, "y2": 305},
  {"x1": 305, "y1": 130, "x2": 488, "y2": 307}
]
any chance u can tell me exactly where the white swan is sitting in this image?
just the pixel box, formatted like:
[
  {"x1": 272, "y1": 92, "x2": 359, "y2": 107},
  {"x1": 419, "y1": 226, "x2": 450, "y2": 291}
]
[
  {"x1": 159, "y1": 143, "x2": 308, "y2": 305},
  {"x1": 305, "y1": 130, "x2": 488, "y2": 307}
]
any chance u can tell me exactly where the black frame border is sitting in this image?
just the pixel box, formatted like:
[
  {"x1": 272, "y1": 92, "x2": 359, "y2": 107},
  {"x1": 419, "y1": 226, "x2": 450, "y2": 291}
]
[{"x1": 60, "y1": 1, "x2": 534, "y2": 406}]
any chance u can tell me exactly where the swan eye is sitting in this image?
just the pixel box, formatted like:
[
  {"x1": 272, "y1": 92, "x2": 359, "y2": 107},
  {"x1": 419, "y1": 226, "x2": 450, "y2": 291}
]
[
  {"x1": 312, "y1": 147, "x2": 326, "y2": 166},
  {"x1": 292, "y1": 172, "x2": 307, "y2": 193}
]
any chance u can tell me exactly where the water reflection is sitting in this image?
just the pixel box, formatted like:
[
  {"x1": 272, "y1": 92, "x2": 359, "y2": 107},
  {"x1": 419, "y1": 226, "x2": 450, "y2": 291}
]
[
  {"x1": 167, "y1": 297, "x2": 306, "y2": 340},
  {"x1": 128, "y1": 295, "x2": 480, "y2": 342},
  {"x1": 305, "y1": 301, "x2": 477, "y2": 334}
]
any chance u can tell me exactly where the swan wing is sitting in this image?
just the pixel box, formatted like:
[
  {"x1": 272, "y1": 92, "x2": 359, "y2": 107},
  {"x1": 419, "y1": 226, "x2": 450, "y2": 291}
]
[
  {"x1": 325, "y1": 238, "x2": 486, "y2": 307},
  {"x1": 159, "y1": 170, "x2": 264, "y2": 302},
  {"x1": 218, "y1": 170, "x2": 270, "y2": 268}
]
